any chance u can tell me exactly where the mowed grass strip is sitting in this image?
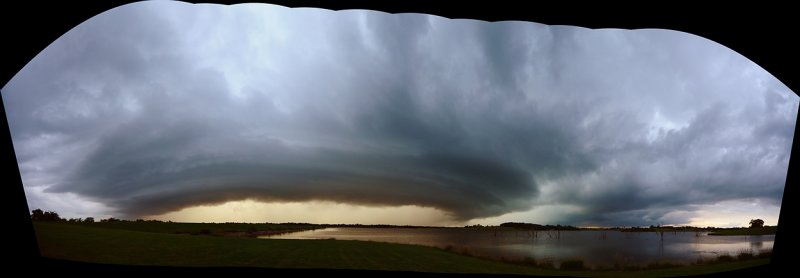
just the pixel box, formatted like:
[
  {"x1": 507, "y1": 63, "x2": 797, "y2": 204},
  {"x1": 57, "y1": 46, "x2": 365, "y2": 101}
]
[{"x1": 33, "y1": 222, "x2": 769, "y2": 277}]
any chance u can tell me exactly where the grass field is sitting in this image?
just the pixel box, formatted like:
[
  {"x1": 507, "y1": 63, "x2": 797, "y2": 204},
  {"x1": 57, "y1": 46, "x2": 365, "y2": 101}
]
[{"x1": 33, "y1": 222, "x2": 769, "y2": 277}]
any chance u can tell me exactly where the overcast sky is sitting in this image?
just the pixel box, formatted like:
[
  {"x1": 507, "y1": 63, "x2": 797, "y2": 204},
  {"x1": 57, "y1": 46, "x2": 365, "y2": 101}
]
[{"x1": 3, "y1": 1, "x2": 796, "y2": 227}]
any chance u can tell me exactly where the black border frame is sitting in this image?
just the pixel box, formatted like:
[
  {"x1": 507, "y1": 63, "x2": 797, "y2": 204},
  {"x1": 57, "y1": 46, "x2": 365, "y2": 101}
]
[{"x1": 3, "y1": 1, "x2": 795, "y2": 277}]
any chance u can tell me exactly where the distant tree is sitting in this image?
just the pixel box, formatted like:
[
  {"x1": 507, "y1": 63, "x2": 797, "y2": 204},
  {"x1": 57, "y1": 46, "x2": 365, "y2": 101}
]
[
  {"x1": 749, "y1": 219, "x2": 765, "y2": 228},
  {"x1": 31, "y1": 209, "x2": 62, "y2": 221},
  {"x1": 31, "y1": 209, "x2": 45, "y2": 221},
  {"x1": 84, "y1": 217, "x2": 95, "y2": 223},
  {"x1": 101, "y1": 217, "x2": 119, "y2": 222},
  {"x1": 43, "y1": 211, "x2": 61, "y2": 221}
]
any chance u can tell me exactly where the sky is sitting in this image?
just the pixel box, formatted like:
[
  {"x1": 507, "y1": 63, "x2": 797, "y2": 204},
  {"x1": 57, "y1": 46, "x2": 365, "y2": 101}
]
[{"x1": 3, "y1": 1, "x2": 797, "y2": 227}]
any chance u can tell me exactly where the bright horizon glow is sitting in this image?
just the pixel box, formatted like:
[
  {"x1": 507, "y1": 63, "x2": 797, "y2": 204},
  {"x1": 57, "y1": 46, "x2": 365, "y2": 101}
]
[{"x1": 145, "y1": 200, "x2": 460, "y2": 226}]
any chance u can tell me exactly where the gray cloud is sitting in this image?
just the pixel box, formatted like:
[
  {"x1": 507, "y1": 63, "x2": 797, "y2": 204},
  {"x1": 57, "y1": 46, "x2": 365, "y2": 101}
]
[{"x1": 3, "y1": 2, "x2": 796, "y2": 225}]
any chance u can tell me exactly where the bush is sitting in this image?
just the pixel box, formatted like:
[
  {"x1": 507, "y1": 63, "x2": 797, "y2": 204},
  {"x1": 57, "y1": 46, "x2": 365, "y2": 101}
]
[
  {"x1": 645, "y1": 261, "x2": 683, "y2": 269},
  {"x1": 623, "y1": 265, "x2": 642, "y2": 271},
  {"x1": 560, "y1": 259, "x2": 586, "y2": 270},
  {"x1": 717, "y1": 255, "x2": 734, "y2": 263},
  {"x1": 737, "y1": 252, "x2": 754, "y2": 260},
  {"x1": 537, "y1": 259, "x2": 555, "y2": 269},
  {"x1": 520, "y1": 256, "x2": 537, "y2": 266}
]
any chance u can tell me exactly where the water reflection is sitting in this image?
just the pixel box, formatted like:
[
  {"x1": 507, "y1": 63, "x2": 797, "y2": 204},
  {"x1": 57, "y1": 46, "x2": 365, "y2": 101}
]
[
  {"x1": 262, "y1": 228, "x2": 774, "y2": 267},
  {"x1": 751, "y1": 237, "x2": 764, "y2": 249}
]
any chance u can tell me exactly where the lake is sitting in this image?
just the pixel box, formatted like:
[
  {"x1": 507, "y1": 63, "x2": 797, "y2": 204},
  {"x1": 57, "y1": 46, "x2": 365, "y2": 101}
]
[{"x1": 261, "y1": 228, "x2": 773, "y2": 267}]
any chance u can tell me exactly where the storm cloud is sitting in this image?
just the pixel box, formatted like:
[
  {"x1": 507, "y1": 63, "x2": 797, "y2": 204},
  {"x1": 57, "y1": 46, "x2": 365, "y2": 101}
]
[{"x1": 3, "y1": 2, "x2": 796, "y2": 225}]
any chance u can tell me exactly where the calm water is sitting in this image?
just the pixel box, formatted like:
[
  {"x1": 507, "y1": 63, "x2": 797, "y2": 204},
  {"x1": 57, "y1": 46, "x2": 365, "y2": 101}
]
[{"x1": 261, "y1": 228, "x2": 773, "y2": 266}]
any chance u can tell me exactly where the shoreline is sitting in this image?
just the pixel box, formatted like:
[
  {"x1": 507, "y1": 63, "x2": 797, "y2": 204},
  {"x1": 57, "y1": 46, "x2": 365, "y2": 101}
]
[{"x1": 221, "y1": 228, "x2": 318, "y2": 237}]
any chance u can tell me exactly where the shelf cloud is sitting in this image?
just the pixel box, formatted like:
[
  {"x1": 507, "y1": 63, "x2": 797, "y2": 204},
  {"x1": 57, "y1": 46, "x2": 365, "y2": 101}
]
[{"x1": 3, "y1": 2, "x2": 795, "y2": 226}]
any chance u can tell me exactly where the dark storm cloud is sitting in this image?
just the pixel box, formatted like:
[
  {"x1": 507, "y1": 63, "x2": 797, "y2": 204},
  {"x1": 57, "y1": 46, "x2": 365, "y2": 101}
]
[{"x1": 3, "y1": 1, "x2": 796, "y2": 224}]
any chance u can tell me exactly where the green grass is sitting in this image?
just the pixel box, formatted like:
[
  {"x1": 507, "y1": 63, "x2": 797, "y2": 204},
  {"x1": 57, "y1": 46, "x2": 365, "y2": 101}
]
[
  {"x1": 708, "y1": 226, "x2": 777, "y2": 236},
  {"x1": 34, "y1": 222, "x2": 769, "y2": 277}
]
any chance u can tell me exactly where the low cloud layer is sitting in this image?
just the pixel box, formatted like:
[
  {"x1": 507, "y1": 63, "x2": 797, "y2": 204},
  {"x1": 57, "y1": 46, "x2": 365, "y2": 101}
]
[{"x1": 3, "y1": 2, "x2": 796, "y2": 225}]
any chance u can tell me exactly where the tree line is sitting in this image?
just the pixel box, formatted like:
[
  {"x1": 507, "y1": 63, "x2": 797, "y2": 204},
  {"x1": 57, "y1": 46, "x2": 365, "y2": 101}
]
[
  {"x1": 497, "y1": 222, "x2": 580, "y2": 230},
  {"x1": 29, "y1": 208, "x2": 165, "y2": 223}
]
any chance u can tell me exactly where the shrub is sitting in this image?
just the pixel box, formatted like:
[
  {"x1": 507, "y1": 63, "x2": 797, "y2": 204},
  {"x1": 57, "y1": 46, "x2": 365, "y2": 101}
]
[
  {"x1": 623, "y1": 265, "x2": 642, "y2": 271},
  {"x1": 560, "y1": 259, "x2": 586, "y2": 270},
  {"x1": 645, "y1": 261, "x2": 683, "y2": 269},
  {"x1": 717, "y1": 254, "x2": 734, "y2": 263},
  {"x1": 537, "y1": 259, "x2": 555, "y2": 269},
  {"x1": 737, "y1": 252, "x2": 754, "y2": 260},
  {"x1": 520, "y1": 256, "x2": 537, "y2": 266}
]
